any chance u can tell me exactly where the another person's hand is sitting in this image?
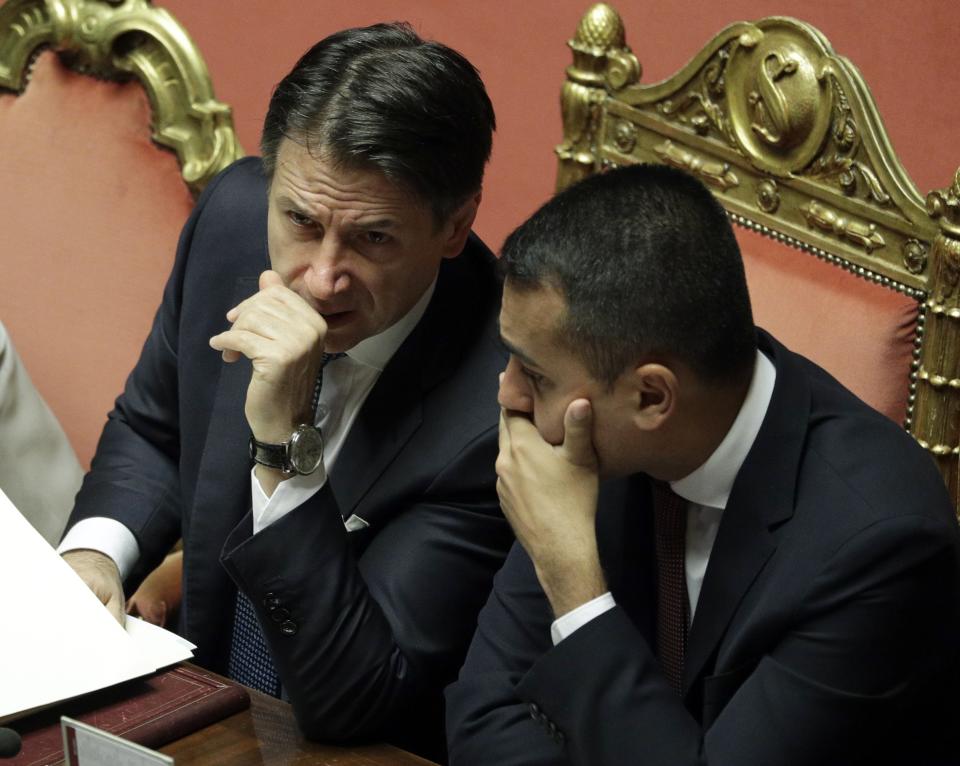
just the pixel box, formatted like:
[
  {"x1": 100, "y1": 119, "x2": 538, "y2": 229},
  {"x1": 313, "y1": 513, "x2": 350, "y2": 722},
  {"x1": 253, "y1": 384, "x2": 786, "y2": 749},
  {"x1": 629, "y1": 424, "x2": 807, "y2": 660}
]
[
  {"x1": 496, "y1": 398, "x2": 606, "y2": 618},
  {"x1": 126, "y1": 549, "x2": 183, "y2": 627},
  {"x1": 62, "y1": 549, "x2": 125, "y2": 625}
]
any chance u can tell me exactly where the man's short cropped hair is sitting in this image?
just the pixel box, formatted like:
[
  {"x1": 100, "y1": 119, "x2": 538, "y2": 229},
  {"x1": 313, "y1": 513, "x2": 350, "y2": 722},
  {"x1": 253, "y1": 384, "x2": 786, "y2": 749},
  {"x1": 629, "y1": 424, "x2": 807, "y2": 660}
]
[
  {"x1": 261, "y1": 23, "x2": 495, "y2": 223},
  {"x1": 501, "y1": 164, "x2": 756, "y2": 386}
]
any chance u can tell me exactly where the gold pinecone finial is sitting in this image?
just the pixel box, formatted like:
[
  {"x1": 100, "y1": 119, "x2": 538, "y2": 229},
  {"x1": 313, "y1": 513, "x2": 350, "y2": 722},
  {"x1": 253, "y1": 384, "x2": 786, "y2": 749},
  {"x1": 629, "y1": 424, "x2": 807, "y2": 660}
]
[{"x1": 574, "y1": 3, "x2": 625, "y2": 51}]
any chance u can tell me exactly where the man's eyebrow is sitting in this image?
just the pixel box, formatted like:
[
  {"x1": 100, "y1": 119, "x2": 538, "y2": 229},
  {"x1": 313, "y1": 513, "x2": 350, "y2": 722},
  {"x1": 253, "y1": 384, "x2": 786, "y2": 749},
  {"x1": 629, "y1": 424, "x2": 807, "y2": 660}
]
[
  {"x1": 353, "y1": 218, "x2": 399, "y2": 231},
  {"x1": 274, "y1": 194, "x2": 310, "y2": 215},
  {"x1": 499, "y1": 334, "x2": 542, "y2": 369},
  {"x1": 272, "y1": 196, "x2": 399, "y2": 230}
]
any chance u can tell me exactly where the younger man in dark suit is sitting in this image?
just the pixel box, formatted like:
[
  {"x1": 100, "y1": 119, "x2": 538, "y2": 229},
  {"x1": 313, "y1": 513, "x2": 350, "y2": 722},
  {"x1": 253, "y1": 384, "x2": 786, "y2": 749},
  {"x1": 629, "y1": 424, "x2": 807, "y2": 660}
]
[
  {"x1": 447, "y1": 164, "x2": 960, "y2": 765},
  {"x1": 58, "y1": 23, "x2": 511, "y2": 759}
]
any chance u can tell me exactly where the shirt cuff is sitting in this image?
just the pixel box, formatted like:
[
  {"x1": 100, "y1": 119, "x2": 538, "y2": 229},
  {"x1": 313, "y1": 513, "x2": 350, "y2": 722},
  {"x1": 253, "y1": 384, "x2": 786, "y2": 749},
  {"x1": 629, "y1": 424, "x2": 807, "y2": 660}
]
[
  {"x1": 550, "y1": 592, "x2": 617, "y2": 645},
  {"x1": 57, "y1": 517, "x2": 140, "y2": 581},
  {"x1": 250, "y1": 465, "x2": 328, "y2": 535}
]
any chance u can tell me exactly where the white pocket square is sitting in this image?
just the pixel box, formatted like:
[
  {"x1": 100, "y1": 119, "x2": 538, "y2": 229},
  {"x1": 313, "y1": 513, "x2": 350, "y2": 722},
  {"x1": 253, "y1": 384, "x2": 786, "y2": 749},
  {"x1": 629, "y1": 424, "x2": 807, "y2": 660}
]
[{"x1": 344, "y1": 514, "x2": 370, "y2": 532}]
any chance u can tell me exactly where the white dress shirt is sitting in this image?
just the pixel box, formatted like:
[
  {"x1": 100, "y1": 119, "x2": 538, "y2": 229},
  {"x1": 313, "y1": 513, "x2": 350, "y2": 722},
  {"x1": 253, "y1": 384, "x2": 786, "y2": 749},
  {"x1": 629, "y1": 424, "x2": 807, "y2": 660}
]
[
  {"x1": 551, "y1": 349, "x2": 777, "y2": 645},
  {"x1": 59, "y1": 280, "x2": 436, "y2": 578}
]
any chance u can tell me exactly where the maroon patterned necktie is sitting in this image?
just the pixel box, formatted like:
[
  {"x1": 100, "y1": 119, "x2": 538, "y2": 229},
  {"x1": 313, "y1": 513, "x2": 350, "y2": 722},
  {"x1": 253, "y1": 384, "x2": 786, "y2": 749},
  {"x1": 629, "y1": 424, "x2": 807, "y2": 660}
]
[{"x1": 652, "y1": 482, "x2": 689, "y2": 695}]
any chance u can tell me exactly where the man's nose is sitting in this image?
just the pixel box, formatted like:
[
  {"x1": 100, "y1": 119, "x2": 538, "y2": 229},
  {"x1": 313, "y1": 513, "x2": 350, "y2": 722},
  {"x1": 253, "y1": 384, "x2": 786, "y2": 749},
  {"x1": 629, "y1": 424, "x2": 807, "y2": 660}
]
[
  {"x1": 498, "y1": 358, "x2": 533, "y2": 413},
  {"x1": 304, "y1": 237, "x2": 352, "y2": 300}
]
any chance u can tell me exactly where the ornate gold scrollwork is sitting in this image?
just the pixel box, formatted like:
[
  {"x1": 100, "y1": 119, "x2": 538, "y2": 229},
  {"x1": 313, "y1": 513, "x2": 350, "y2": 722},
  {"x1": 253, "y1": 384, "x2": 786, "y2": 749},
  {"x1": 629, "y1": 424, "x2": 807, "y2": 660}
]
[
  {"x1": 757, "y1": 179, "x2": 780, "y2": 213},
  {"x1": 806, "y1": 76, "x2": 892, "y2": 205},
  {"x1": 927, "y1": 167, "x2": 960, "y2": 239},
  {"x1": 557, "y1": 4, "x2": 638, "y2": 191},
  {"x1": 929, "y1": 238, "x2": 960, "y2": 306},
  {"x1": 748, "y1": 51, "x2": 800, "y2": 148},
  {"x1": 903, "y1": 239, "x2": 928, "y2": 275},
  {"x1": 800, "y1": 200, "x2": 885, "y2": 253},
  {"x1": 725, "y1": 24, "x2": 833, "y2": 176},
  {"x1": 613, "y1": 118, "x2": 637, "y2": 153},
  {"x1": 653, "y1": 140, "x2": 739, "y2": 190},
  {"x1": 0, "y1": 0, "x2": 243, "y2": 196},
  {"x1": 605, "y1": 48, "x2": 640, "y2": 91},
  {"x1": 656, "y1": 40, "x2": 738, "y2": 144},
  {"x1": 926, "y1": 169, "x2": 960, "y2": 304}
]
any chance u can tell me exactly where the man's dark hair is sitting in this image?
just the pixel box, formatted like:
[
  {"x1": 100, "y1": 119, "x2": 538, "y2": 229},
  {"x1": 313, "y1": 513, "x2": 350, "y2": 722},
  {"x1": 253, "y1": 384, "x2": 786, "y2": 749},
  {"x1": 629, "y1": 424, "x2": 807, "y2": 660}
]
[
  {"x1": 501, "y1": 164, "x2": 756, "y2": 386},
  {"x1": 261, "y1": 23, "x2": 495, "y2": 223}
]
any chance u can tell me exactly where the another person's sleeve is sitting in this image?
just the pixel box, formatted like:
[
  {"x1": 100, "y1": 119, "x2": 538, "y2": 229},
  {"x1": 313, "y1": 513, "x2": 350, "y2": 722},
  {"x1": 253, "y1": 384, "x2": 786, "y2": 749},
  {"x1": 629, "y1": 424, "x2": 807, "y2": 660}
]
[{"x1": 0, "y1": 320, "x2": 83, "y2": 545}]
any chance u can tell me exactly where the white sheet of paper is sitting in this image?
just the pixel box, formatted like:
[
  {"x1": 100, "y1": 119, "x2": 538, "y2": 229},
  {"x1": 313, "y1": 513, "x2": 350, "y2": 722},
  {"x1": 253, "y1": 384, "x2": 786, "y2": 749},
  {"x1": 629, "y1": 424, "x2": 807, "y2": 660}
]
[
  {"x1": 0, "y1": 488, "x2": 193, "y2": 722},
  {"x1": 124, "y1": 616, "x2": 195, "y2": 668}
]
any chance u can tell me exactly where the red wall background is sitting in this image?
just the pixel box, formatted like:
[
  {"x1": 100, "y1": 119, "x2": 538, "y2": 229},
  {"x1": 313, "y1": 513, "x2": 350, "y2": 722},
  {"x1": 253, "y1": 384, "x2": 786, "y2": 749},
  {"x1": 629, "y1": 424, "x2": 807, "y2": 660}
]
[{"x1": 160, "y1": 0, "x2": 959, "y2": 252}]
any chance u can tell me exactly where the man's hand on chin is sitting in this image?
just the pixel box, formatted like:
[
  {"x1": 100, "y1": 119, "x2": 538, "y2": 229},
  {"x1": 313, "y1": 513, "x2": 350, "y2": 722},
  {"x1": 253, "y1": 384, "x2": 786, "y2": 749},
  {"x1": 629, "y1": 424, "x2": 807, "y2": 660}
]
[
  {"x1": 496, "y1": 398, "x2": 607, "y2": 618},
  {"x1": 62, "y1": 549, "x2": 125, "y2": 625}
]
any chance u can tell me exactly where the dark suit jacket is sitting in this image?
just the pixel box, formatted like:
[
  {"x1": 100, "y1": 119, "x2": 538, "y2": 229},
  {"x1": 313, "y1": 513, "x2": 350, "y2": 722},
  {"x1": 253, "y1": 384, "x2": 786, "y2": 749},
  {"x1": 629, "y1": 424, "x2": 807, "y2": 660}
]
[
  {"x1": 446, "y1": 332, "x2": 960, "y2": 766},
  {"x1": 68, "y1": 157, "x2": 513, "y2": 757}
]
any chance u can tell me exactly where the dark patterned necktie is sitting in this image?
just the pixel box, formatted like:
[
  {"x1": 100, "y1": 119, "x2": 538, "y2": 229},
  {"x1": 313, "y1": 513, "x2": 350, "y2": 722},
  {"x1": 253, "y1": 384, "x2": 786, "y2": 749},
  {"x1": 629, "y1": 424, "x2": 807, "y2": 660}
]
[
  {"x1": 652, "y1": 482, "x2": 689, "y2": 695},
  {"x1": 227, "y1": 351, "x2": 346, "y2": 695},
  {"x1": 227, "y1": 591, "x2": 282, "y2": 696},
  {"x1": 311, "y1": 352, "x2": 346, "y2": 416}
]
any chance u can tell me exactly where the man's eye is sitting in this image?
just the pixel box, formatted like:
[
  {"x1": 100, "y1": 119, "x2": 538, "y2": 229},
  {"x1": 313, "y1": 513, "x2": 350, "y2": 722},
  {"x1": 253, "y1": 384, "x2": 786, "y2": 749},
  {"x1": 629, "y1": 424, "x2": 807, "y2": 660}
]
[
  {"x1": 364, "y1": 231, "x2": 390, "y2": 245},
  {"x1": 521, "y1": 367, "x2": 545, "y2": 388},
  {"x1": 287, "y1": 211, "x2": 314, "y2": 227}
]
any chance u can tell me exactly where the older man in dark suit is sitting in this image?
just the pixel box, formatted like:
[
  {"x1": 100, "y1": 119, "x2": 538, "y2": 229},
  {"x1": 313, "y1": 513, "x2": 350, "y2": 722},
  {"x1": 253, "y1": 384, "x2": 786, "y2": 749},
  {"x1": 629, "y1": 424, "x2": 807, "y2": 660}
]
[
  {"x1": 58, "y1": 23, "x2": 511, "y2": 760},
  {"x1": 447, "y1": 164, "x2": 960, "y2": 765}
]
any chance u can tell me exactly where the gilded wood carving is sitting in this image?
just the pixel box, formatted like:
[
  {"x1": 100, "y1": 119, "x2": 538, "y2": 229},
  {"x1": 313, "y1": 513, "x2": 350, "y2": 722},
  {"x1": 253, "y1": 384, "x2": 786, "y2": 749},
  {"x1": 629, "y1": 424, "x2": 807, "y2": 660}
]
[
  {"x1": 0, "y1": 0, "x2": 243, "y2": 195},
  {"x1": 557, "y1": 3, "x2": 960, "y2": 510}
]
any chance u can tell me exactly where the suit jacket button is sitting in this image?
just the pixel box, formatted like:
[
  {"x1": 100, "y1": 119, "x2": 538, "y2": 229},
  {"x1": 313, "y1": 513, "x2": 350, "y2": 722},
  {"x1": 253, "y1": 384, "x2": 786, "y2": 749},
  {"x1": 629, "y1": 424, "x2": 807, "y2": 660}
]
[
  {"x1": 528, "y1": 703, "x2": 540, "y2": 720},
  {"x1": 280, "y1": 620, "x2": 297, "y2": 635},
  {"x1": 263, "y1": 593, "x2": 280, "y2": 610},
  {"x1": 270, "y1": 607, "x2": 291, "y2": 623}
]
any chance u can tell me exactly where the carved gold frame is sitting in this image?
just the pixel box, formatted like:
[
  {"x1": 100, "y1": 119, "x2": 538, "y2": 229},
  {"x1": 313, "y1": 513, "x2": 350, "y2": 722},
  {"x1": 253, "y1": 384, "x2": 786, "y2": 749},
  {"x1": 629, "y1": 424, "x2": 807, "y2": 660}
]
[
  {"x1": 558, "y1": 4, "x2": 960, "y2": 510},
  {"x1": 0, "y1": 0, "x2": 243, "y2": 195}
]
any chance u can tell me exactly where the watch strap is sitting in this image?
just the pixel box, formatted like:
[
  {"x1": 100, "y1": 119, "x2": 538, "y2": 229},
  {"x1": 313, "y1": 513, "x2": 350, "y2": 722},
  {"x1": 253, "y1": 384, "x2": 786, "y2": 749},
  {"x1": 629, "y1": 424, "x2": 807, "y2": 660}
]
[{"x1": 249, "y1": 435, "x2": 291, "y2": 473}]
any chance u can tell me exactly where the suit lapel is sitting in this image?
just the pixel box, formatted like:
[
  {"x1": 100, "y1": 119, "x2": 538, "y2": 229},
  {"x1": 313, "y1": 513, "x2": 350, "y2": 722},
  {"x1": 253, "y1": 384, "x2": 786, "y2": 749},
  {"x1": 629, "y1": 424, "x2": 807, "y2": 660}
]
[
  {"x1": 185, "y1": 276, "x2": 259, "y2": 663},
  {"x1": 330, "y1": 340, "x2": 424, "y2": 517},
  {"x1": 597, "y1": 476, "x2": 656, "y2": 645},
  {"x1": 683, "y1": 333, "x2": 809, "y2": 692},
  {"x1": 331, "y1": 243, "x2": 493, "y2": 521},
  {"x1": 682, "y1": 490, "x2": 777, "y2": 691}
]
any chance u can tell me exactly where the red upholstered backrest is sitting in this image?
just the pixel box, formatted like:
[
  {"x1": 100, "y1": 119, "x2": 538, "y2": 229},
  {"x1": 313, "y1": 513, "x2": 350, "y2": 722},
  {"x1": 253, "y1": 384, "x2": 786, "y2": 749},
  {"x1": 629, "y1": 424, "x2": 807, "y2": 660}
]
[
  {"x1": 736, "y1": 226, "x2": 918, "y2": 424},
  {"x1": 0, "y1": 51, "x2": 194, "y2": 467}
]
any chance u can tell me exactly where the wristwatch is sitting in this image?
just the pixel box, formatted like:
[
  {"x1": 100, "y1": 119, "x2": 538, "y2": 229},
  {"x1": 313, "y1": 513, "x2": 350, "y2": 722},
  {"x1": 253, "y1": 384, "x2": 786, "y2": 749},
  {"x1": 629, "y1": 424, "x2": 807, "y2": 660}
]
[{"x1": 249, "y1": 424, "x2": 324, "y2": 475}]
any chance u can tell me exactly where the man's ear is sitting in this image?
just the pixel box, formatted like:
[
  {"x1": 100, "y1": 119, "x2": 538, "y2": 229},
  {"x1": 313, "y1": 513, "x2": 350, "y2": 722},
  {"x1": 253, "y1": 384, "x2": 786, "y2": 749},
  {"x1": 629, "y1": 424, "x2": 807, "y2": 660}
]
[
  {"x1": 440, "y1": 190, "x2": 482, "y2": 259},
  {"x1": 631, "y1": 363, "x2": 678, "y2": 431}
]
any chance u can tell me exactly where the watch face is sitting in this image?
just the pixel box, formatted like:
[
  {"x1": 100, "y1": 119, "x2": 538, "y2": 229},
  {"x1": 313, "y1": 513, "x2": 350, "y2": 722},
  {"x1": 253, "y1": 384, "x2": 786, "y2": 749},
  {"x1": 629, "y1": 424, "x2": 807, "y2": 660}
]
[{"x1": 290, "y1": 425, "x2": 324, "y2": 475}]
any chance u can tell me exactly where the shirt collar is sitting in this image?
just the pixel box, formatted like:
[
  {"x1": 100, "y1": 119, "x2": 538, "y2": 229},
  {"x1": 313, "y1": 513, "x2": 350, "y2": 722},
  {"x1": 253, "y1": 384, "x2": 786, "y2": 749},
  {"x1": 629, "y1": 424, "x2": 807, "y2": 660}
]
[
  {"x1": 344, "y1": 277, "x2": 437, "y2": 372},
  {"x1": 669, "y1": 349, "x2": 776, "y2": 510}
]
